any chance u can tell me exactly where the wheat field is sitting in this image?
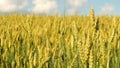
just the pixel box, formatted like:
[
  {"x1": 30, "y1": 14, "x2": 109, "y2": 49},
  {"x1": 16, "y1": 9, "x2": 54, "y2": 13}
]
[{"x1": 0, "y1": 9, "x2": 120, "y2": 68}]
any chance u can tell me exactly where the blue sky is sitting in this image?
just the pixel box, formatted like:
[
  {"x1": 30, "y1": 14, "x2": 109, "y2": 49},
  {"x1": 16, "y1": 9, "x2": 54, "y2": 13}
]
[{"x1": 0, "y1": 0, "x2": 120, "y2": 15}]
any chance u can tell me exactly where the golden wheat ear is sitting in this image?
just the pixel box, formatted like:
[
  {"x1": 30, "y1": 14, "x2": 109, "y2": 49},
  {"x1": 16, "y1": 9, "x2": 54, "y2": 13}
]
[{"x1": 90, "y1": 8, "x2": 95, "y2": 22}]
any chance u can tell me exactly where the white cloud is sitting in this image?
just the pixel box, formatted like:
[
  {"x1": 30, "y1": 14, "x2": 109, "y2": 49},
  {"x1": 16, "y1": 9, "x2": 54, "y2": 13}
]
[
  {"x1": 32, "y1": 0, "x2": 58, "y2": 14},
  {"x1": 101, "y1": 4, "x2": 114, "y2": 14},
  {"x1": 0, "y1": 0, "x2": 28, "y2": 12},
  {"x1": 66, "y1": 0, "x2": 87, "y2": 8},
  {"x1": 66, "y1": 0, "x2": 88, "y2": 15},
  {"x1": 66, "y1": 7, "x2": 77, "y2": 15}
]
